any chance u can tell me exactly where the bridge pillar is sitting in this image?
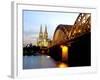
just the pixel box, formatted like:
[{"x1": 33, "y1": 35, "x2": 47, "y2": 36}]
[{"x1": 60, "y1": 45, "x2": 68, "y2": 62}]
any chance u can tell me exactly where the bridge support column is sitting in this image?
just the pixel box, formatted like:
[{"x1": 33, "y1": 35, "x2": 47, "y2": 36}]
[{"x1": 60, "y1": 45, "x2": 68, "y2": 62}]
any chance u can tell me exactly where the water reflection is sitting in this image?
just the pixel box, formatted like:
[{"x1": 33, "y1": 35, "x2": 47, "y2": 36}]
[
  {"x1": 57, "y1": 62, "x2": 68, "y2": 68},
  {"x1": 23, "y1": 55, "x2": 68, "y2": 69},
  {"x1": 23, "y1": 55, "x2": 56, "y2": 69}
]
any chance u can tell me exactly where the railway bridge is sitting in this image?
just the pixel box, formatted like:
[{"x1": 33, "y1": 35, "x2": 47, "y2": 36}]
[
  {"x1": 48, "y1": 13, "x2": 91, "y2": 67},
  {"x1": 51, "y1": 13, "x2": 91, "y2": 47}
]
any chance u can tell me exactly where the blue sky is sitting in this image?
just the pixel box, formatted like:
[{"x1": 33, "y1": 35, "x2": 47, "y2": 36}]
[{"x1": 23, "y1": 10, "x2": 79, "y2": 45}]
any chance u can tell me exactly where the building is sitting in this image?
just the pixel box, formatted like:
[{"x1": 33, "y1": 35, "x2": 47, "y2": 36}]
[{"x1": 37, "y1": 25, "x2": 51, "y2": 47}]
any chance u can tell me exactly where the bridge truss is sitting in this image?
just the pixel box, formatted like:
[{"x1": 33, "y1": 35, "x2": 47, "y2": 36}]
[{"x1": 51, "y1": 13, "x2": 91, "y2": 47}]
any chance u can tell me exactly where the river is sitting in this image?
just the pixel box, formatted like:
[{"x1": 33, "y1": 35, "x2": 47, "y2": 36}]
[{"x1": 23, "y1": 55, "x2": 57, "y2": 69}]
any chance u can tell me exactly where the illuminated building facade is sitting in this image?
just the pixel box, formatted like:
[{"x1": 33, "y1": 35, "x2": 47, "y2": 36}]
[{"x1": 37, "y1": 25, "x2": 51, "y2": 47}]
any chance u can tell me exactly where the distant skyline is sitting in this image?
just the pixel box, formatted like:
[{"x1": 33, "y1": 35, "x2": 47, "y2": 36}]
[{"x1": 23, "y1": 10, "x2": 79, "y2": 46}]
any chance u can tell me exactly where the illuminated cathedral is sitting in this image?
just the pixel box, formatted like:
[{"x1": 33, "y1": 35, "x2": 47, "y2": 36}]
[{"x1": 37, "y1": 25, "x2": 51, "y2": 47}]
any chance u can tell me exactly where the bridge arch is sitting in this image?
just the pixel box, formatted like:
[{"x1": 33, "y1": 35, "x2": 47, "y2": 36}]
[
  {"x1": 49, "y1": 13, "x2": 91, "y2": 66},
  {"x1": 53, "y1": 24, "x2": 72, "y2": 45}
]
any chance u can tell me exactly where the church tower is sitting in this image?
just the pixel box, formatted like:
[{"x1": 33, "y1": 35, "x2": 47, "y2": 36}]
[
  {"x1": 39, "y1": 24, "x2": 43, "y2": 40},
  {"x1": 44, "y1": 25, "x2": 48, "y2": 40},
  {"x1": 37, "y1": 24, "x2": 49, "y2": 47}
]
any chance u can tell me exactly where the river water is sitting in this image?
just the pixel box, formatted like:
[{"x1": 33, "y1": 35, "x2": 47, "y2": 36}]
[{"x1": 23, "y1": 55, "x2": 57, "y2": 69}]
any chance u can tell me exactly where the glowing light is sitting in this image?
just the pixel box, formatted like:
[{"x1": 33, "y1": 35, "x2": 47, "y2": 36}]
[
  {"x1": 60, "y1": 45, "x2": 68, "y2": 61},
  {"x1": 74, "y1": 31, "x2": 76, "y2": 34},
  {"x1": 46, "y1": 56, "x2": 50, "y2": 58},
  {"x1": 61, "y1": 45, "x2": 68, "y2": 53},
  {"x1": 58, "y1": 63, "x2": 68, "y2": 68},
  {"x1": 78, "y1": 30, "x2": 81, "y2": 33}
]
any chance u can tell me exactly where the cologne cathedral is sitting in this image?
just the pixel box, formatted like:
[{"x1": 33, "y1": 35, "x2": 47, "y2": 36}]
[{"x1": 37, "y1": 25, "x2": 51, "y2": 47}]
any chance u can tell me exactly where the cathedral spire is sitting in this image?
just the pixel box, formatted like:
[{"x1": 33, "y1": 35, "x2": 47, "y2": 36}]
[
  {"x1": 37, "y1": 24, "x2": 49, "y2": 47},
  {"x1": 44, "y1": 24, "x2": 48, "y2": 39},
  {"x1": 45, "y1": 24, "x2": 47, "y2": 33},
  {"x1": 40, "y1": 24, "x2": 42, "y2": 33},
  {"x1": 39, "y1": 24, "x2": 43, "y2": 40}
]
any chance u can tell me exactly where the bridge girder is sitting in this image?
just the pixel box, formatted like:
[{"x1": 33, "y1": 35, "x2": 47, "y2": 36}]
[{"x1": 51, "y1": 13, "x2": 91, "y2": 48}]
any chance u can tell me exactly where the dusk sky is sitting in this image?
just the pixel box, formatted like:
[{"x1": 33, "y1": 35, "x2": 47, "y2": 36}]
[{"x1": 23, "y1": 10, "x2": 79, "y2": 45}]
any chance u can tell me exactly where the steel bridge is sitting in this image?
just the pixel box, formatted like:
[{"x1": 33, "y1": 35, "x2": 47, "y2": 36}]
[{"x1": 50, "y1": 13, "x2": 91, "y2": 48}]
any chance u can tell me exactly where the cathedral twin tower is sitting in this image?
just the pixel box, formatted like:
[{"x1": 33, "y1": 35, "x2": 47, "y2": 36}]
[
  {"x1": 37, "y1": 25, "x2": 49, "y2": 47},
  {"x1": 39, "y1": 25, "x2": 48, "y2": 40}
]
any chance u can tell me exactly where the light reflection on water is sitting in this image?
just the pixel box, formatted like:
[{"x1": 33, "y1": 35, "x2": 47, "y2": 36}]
[
  {"x1": 57, "y1": 62, "x2": 68, "y2": 68},
  {"x1": 23, "y1": 55, "x2": 68, "y2": 69}
]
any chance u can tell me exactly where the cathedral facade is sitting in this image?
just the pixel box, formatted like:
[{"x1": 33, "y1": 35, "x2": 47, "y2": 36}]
[{"x1": 37, "y1": 25, "x2": 51, "y2": 47}]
